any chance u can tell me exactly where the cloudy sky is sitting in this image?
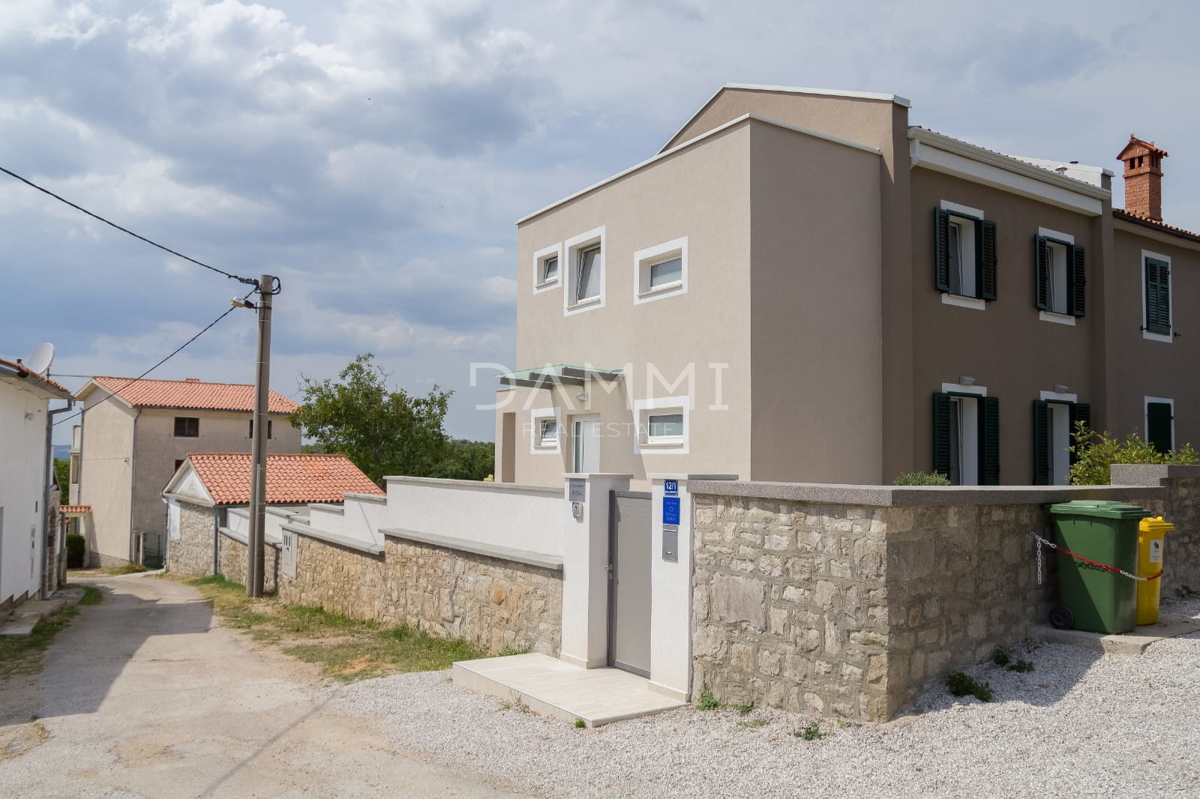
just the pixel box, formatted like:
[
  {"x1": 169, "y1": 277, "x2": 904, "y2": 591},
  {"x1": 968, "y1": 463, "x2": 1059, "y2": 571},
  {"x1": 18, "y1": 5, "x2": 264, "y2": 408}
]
[{"x1": 4, "y1": 0, "x2": 1198, "y2": 446}]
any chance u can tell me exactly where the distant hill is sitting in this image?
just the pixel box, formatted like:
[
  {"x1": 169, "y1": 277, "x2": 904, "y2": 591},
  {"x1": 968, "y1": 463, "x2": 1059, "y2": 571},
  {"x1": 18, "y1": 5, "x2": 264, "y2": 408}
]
[{"x1": 53, "y1": 444, "x2": 70, "y2": 461}]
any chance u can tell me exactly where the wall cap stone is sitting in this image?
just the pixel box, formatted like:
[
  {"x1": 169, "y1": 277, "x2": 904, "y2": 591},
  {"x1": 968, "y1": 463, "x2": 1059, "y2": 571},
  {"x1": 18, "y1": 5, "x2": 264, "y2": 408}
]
[
  {"x1": 1109, "y1": 464, "x2": 1200, "y2": 486},
  {"x1": 282, "y1": 522, "x2": 384, "y2": 555},
  {"x1": 689, "y1": 480, "x2": 1165, "y2": 506},
  {"x1": 341, "y1": 492, "x2": 388, "y2": 504},
  {"x1": 380, "y1": 527, "x2": 564, "y2": 572},
  {"x1": 384, "y1": 475, "x2": 563, "y2": 497}
]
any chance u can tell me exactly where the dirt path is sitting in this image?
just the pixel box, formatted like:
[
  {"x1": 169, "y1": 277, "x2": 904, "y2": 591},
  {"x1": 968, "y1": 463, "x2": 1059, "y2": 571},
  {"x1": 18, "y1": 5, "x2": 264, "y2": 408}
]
[{"x1": 0, "y1": 573, "x2": 530, "y2": 798}]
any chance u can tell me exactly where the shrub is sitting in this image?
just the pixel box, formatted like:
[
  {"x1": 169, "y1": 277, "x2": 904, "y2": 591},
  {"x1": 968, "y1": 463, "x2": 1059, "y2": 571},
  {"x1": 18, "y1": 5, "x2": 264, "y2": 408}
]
[
  {"x1": 695, "y1": 690, "x2": 719, "y2": 711},
  {"x1": 893, "y1": 471, "x2": 951, "y2": 486},
  {"x1": 946, "y1": 671, "x2": 993, "y2": 702},
  {"x1": 66, "y1": 533, "x2": 85, "y2": 569},
  {"x1": 1069, "y1": 422, "x2": 1199, "y2": 485}
]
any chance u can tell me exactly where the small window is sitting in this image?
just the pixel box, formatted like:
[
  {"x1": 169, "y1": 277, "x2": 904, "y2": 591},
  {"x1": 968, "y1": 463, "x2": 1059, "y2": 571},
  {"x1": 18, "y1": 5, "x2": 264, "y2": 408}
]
[
  {"x1": 248, "y1": 420, "x2": 274, "y2": 439},
  {"x1": 576, "y1": 246, "x2": 601, "y2": 302},
  {"x1": 539, "y1": 418, "x2": 558, "y2": 446},
  {"x1": 634, "y1": 397, "x2": 689, "y2": 453},
  {"x1": 634, "y1": 238, "x2": 688, "y2": 304},
  {"x1": 647, "y1": 413, "x2": 684, "y2": 440},
  {"x1": 542, "y1": 255, "x2": 559, "y2": 283},
  {"x1": 1036, "y1": 232, "x2": 1085, "y2": 319},
  {"x1": 935, "y1": 207, "x2": 996, "y2": 303},
  {"x1": 174, "y1": 417, "x2": 199, "y2": 438},
  {"x1": 1143, "y1": 252, "x2": 1172, "y2": 340},
  {"x1": 530, "y1": 408, "x2": 561, "y2": 454},
  {"x1": 932, "y1": 391, "x2": 999, "y2": 485},
  {"x1": 564, "y1": 227, "x2": 605, "y2": 314},
  {"x1": 1146, "y1": 399, "x2": 1174, "y2": 453},
  {"x1": 533, "y1": 244, "x2": 563, "y2": 293}
]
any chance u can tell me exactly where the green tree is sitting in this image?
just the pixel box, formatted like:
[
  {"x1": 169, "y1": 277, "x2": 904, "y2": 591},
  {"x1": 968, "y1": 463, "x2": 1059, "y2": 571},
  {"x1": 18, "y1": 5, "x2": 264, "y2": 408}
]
[
  {"x1": 431, "y1": 439, "x2": 495, "y2": 481},
  {"x1": 54, "y1": 458, "x2": 70, "y2": 501},
  {"x1": 289, "y1": 354, "x2": 452, "y2": 484}
]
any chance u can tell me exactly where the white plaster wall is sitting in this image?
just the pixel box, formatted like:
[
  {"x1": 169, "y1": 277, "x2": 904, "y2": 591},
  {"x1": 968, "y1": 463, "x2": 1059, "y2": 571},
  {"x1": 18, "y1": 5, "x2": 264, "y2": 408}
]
[
  {"x1": 224, "y1": 506, "x2": 298, "y2": 546},
  {"x1": 304, "y1": 496, "x2": 392, "y2": 548},
  {"x1": 382, "y1": 477, "x2": 565, "y2": 556},
  {"x1": 0, "y1": 381, "x2": 49, "y2": 605},
  {"x1": 648, "y1": 474, "x2": 736, "y2": 700}
]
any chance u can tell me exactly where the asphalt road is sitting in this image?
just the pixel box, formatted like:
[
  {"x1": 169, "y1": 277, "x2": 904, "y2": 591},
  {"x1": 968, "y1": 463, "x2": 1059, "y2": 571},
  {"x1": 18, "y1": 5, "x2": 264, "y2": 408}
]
[{"x1": 0, "y1": 573, "x2": 529, "y2": 798}]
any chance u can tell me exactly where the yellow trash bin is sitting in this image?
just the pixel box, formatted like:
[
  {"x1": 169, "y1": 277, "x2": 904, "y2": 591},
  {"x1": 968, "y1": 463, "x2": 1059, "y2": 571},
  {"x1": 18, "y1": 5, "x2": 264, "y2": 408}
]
[{"x1": 1137, "y1": 516, "x2": 1174, "y2": 625}]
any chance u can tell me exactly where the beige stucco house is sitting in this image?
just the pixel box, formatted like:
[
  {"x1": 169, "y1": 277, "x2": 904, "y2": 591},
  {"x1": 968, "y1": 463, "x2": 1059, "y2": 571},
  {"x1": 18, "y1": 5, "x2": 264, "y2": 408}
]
[
  {"x1": 72, "y1": 376, "x2": 301, "y2": 566},
  {"x1": 493, "y1": 83, "x2": 1200, "y2": 487}
]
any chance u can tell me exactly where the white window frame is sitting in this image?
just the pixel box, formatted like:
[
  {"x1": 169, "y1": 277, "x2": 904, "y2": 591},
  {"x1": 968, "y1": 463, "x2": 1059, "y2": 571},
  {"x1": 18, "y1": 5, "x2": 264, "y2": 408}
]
[
  {"x1": 532, "y1": 243, "x2": 562, "y2": 294},
  {"x1": 633, "y1": 237, "x2": 688, "y2": 305},
  {"x1": 939, "y1": 200, "x2": 985, "y2": 311},
  {"x1": 1144, "y1": 396, "x2": 1175, "y2": 450},
  {"x1": 1141, "y1": 249, "x2": 1173, "y2": 343},
  {"x1": 564, "y1": 226, "x2": 606, "y2": 316},
  {"x1": 529, "y1": 407, "x2": 562, "y2": 454},
  {"x1": 633, "y1": 395, "x2": 690, "y2": 454}
]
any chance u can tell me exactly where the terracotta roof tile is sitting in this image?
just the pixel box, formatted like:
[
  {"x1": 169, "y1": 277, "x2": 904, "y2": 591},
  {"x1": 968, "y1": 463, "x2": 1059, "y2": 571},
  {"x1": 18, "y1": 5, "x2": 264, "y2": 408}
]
[
  {"x1": 91, "y1": 376, "x2": 299, "y2": 414},
  {"x1": 60, "y1": 505, "x2": 91, "y2": 514},
  {"x1": 1113, "y1": 208, "x2": 1200, "y2": 243},
  {"x1": 0, "y1": 358, "x2": 72, "y2": 397},
  {"x1": 185, "y1": 453, "x2": 384, "y2": 505}
]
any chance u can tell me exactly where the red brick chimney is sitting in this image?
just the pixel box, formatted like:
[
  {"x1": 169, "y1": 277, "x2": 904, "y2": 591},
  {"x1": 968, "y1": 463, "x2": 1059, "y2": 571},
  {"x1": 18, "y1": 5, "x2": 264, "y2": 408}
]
[{"x1": 1116, "y1": 135, "x2": 1168, "y2": 221}]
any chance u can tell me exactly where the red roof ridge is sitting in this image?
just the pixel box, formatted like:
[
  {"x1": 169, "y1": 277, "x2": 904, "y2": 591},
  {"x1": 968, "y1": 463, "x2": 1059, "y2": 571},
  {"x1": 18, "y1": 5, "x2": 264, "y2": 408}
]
[
  {"x1": 1113, "y1": 208, "x2": 1200, "y2": 242},
  {"x1": 0, "y1": 357, "x2": 72, "y2": 397}
]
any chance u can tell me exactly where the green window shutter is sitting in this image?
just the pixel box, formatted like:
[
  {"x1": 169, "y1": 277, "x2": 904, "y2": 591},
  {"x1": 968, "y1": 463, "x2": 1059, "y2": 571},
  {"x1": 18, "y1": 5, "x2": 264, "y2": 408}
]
[
  {"x1": 1068, "y1": 402, "x2": 1091, "y2": 466},
  {"x1": 980, "y1": 396, "x2": 1001, "y2": 485},
  {"x1": 1070, "y1": 245, "x2": 1086, "y2": 317},
  {"x1": 1032, "y1": 400, "x2": 1051, "y2": 485},
  {"x1": 1147, "y1": 402, "x2": 1173, "y2": 453},
  {"x1": 978, "y1": 220, "x2": 998, "y2": 300},
  {"x1": 932, "y1": 393, "x2": 951, "y2": 478},
  {"x1": 934, "y1": 209, "x2": 951, "y2": 292},
  {"x1": 1034, "y1": 236, "x2": 1050, "y2": 311},
  {"x1": 1146, "y1": 258, "x2": 1171, "y2": 335}
]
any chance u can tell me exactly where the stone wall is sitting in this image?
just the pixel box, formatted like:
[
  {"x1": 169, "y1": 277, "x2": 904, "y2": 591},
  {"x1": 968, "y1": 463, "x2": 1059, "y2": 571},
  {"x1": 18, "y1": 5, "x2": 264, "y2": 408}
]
[
  {"x1": 217, "y1": 531, "x2": 280, "y2": 593},
  {"x1": 690, "y1": 481, "x2": 1174, "y2": 722},
  {"x1": 277, "y1": 528, "x2": 563, "y2": 656},
  {"x1": 276, "y1": 533, "x2": 386, "y2": 619},
  {"x1": 692, "y1": 497, "x2": 892, "y2": 720},
  {"x1": 382, "y1": 534, "x2": 562, "y2": 656},
  {"x1": 168, "y1": 502, "x2": 214, "y2": 576},
  {"x1": 1113, "y1": 466, "x2": 1200, "y2": 597}
]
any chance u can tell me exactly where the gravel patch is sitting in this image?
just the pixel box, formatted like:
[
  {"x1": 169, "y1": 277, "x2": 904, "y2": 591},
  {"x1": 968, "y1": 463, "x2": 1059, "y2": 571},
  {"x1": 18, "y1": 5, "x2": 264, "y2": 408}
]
[{"x1": 331, "y1": 597, "x2": 1200, "y2": 798}]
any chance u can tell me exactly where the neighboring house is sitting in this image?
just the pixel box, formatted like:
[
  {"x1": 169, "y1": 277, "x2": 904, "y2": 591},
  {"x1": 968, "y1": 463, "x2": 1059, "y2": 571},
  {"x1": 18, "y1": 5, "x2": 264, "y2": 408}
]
[
  {"x1": 161, "y1": 453, "x2": 384, "y2": 589},
  {"x1": 0, "y1": 357, "x2": 72, "y2": 609},
  {"x1": 493, "y1": 83, "x2": 1200, "y2": 487},
  {"x1": 73, "y1": 377, "x2": 301, "y2": 567}
]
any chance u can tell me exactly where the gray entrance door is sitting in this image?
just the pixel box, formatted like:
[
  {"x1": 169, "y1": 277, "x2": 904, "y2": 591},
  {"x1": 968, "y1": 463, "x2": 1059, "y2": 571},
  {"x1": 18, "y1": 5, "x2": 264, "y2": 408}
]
[{"x1": 609, "y1": 491, "x2": 652, "y2": 677}]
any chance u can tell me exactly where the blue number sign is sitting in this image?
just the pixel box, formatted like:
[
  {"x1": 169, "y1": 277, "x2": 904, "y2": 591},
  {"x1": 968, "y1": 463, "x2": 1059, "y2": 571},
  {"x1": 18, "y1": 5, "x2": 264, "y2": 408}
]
[{"x1": 664, "y1": 479, "x2": 679, "y2": 496}]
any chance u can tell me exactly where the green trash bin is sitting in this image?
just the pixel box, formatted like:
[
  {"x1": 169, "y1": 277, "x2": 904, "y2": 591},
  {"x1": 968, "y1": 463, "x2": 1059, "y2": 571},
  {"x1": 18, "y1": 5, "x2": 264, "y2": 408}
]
[{"x1": 1047, "y1": 500, "x2": 1149, "y2": 634}]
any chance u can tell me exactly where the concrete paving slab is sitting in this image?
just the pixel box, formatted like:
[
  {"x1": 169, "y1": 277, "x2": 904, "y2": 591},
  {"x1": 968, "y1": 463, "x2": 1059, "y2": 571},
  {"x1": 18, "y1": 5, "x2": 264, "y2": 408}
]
[
  {"x1": 0, "y1": 597, "x2": 70, "y2": 636},
  {"x1": 1029, "y1": 619, "x2": 1200, "y2": 655},
  {"x1": 452, "y1": 653, "x2": 686, "y2": 727}
]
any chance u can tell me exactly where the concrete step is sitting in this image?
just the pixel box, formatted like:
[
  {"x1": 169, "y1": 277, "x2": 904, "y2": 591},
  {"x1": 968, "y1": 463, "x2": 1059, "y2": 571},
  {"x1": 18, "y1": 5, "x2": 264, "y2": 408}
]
[
  {"x1": 452, "y1": 653, "x2": 686, "y2": 728},
  {"x1": 0, "y1": 588, "x2": 86, "y2": 637},
  {"x1": 1029, "y1": 619, "x2": 1200, "y2": 655}
]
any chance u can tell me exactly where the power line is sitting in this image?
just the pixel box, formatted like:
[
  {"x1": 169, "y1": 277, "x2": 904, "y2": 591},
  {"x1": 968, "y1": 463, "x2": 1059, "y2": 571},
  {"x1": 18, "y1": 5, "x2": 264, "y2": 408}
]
[
  {"x1": 0, "y1": 164, "x2": 257, "y2": 287},
  {"x1": 54, "y1": 291, "x2": 253, "y2": 427}
]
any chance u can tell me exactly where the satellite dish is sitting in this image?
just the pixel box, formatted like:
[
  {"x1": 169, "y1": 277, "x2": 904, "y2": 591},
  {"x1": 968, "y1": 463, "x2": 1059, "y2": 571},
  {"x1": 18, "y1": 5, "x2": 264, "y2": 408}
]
[{"x1": 25, "y1": 343, "x2": 54, "y2": 375}]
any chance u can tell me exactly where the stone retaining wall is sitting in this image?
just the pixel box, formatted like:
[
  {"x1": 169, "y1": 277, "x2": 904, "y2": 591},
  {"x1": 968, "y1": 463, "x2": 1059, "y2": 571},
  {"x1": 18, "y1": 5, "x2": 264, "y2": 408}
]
[
  {"x1": 217, "y1": 531, "x2": 279, "y2": 593},
  {"x1": 690, "y1": 477, "x2": 1184, "y2": 722},
  {"x1": 277, "y1": 529, "x2": 563, "y2": 656}
]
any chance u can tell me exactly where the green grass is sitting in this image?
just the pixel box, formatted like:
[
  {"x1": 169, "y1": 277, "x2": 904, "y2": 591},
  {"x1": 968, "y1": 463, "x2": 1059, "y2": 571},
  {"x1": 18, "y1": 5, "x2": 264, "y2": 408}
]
[
  {"x1": 946, "y1": 671, "x2": 994, "y2": 702},
  {"x1": 794, "y1": 721, "x2": 824, "y2": 741},
  {"x1": 184, "y1": 574, "x2": 484, "y2": 681},
  {"x1": 734, "y1": 702, "x2": 754, "y2": 716},
  {"x1": 737, "y1": 718, "x2": 770, "y2": 729},
  {"x1": 574, "y1": 718, "x2": 586, "y2": 729},
  {"x1": 0, "y1": 605, "x2": 80, "y2": 681},
  {"x1": 695, "y1": 690, "x2": 720, "y2": 711},
  {"x1": 77, "y1": 587, "x2": 103, "y2": 606}
]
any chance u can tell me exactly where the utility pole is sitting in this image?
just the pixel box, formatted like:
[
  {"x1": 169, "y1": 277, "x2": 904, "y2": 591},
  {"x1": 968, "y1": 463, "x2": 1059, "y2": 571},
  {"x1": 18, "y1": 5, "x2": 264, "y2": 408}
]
[{"x1": 246, "y1": 274, "x2": 273, "y2": 597}]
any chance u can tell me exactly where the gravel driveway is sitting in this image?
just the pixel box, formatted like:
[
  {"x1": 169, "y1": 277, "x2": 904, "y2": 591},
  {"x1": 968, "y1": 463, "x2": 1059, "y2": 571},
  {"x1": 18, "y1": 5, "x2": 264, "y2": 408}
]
[{"x1": 333, "y1": 597, "x2": 1200, "y2": 798}]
